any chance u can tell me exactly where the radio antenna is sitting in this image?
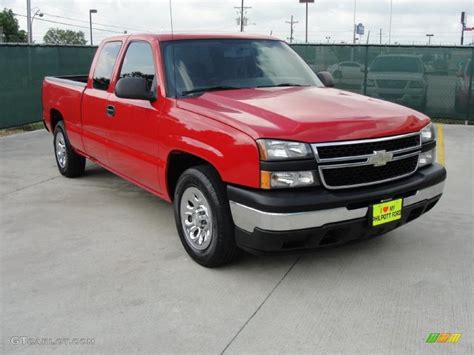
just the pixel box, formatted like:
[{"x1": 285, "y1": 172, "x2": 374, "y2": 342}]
[{"x1": 169, "y1": 0, "x2": 178, "y2": 104}]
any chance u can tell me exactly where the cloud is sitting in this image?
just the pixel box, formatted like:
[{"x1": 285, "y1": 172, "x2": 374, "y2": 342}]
[{"x1": 3, "y1": 0, "x2": 473, "y2": 44}]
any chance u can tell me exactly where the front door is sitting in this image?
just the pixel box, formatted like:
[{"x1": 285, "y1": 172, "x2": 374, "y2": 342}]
[{"x1": 106, "y1": 41, "x2": 163, "y2": 193}]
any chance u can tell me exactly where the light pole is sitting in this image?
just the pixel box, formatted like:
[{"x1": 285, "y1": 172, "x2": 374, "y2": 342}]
[
  {"x1": 27, "y1": 0, "x2": 32, "y2": 44},
  {"x1": 31, "y1": 9, "x2": 43, "y2": 24},
  {"x1": 305, "y1": 1, "x2": 308, "y2": 43},
  {"x1": 352, "y1": 0, "x2": 357, "y2": 44},
  {"x1": 240, "y1": 0, "x2": 244, "y2": 32},
  {"x1": 461, "y1": 12, "x2": 466, "y2": 45},
  {"x1": 300, "y1": 0, "x2": 314, "y2": 44},
  {"x1": 388, "y1": 0, "x2": 393, "y2": 44},
  {"x1": 426, "y1": 34, "x2": 434, "y2": 45},
  {"x1": 27, "y1": 8, "x2": 43, "y2": 44},
  {"x1": 89, "y1": 9, "x2": 97, "y2": 45},
  {"x1": 286, "y1": 15, "x2": 298, "y2": 44},
  {"x1": 235, "y1": 0, "x2": 251, "y2": 32}
]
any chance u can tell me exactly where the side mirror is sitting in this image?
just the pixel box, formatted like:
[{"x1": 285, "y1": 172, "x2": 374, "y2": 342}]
[
  {"x1": 317, "y1": 71, "x2": 335, "y2": 88},
  {"x1": 115, "y1": 77, "x2": 155, "y2": 101}
]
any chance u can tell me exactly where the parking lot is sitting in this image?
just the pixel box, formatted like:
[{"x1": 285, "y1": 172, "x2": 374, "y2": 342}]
[{"x1": 1, "y1": 125, "x2": 472, "y2": 353}]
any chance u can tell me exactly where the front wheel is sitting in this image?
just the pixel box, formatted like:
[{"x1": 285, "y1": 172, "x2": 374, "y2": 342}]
[
  {"x1": 173, "y1": 166, "x2": 240, "y2": 267},
  {"x1": 53, "y1": 121, "x2": 86, "y2": 178}
]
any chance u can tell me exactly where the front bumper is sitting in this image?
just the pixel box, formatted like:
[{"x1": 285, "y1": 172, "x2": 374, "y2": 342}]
[{"x1": 228, "y1": 163, "x2": 446, "y2": 253}]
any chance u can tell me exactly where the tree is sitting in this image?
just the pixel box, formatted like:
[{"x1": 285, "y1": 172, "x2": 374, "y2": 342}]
[
  {"x1": 43, "y1": 28, "x2": 87, "y2": 45},
  {"x1": 0, "y1": 8, "x2": 27, "y2": 43}
]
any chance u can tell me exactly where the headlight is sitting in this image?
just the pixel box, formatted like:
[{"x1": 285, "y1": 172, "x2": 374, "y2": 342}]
[
  {"x1": 260, "y1": 171, "x2": 319, "y2": 189},
  {"x1": 409, "y1": 81, "x2": 425, "y2": 89},
  {"x1": 257, "y1": 139, "x2": 313, "y2": 161},
  {"x1": 421, "y1": 123, "x2": 436, "y2": 143},
  {"x1": 418, "y1": 148, "x2": 436, "y2": 168}
]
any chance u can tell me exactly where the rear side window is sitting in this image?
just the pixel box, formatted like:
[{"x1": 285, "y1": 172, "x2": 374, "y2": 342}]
[
  {"x1": 93, "y1": 41, "x2": 122, "y2": 90},
  {"x1": 119, "y1": 42, "x2": 156, "y2": 92}
]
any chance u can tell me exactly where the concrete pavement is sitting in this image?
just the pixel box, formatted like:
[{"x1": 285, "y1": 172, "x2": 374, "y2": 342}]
[{"x1": 1, "y1": 126, "x2": 473, "y2": 354}]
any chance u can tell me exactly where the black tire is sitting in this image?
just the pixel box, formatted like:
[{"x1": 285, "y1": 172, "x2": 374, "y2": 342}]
[
  {"x1": 173, "y1": 165, "x2": 240, "y2": 267},
  {"x1": 53, "y1": 121, "x2": 86, "y2": 178}
]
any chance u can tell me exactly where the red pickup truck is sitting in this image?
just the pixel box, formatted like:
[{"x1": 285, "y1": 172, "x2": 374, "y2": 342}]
[{"x1": 42, "y1": 33, "x2": 446, "y2": 267}]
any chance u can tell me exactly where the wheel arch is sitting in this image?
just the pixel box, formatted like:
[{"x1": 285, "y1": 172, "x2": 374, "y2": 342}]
[
  {"x1": 50, "y1": 108, "x2": 64, "y2": 132},
  {"x1": 166, "y1": 150, "x2": 222, "y2": 201}
]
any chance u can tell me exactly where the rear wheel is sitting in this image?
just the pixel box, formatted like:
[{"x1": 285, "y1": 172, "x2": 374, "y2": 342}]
[
  {"x1": 53, "y1": 121, "x2": 85, "y2": 178},
  {"x1": 173, "y1": 166, "x2": 240, "y2": 267}
]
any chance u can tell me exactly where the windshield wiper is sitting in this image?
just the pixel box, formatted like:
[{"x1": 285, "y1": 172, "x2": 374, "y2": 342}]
[
  {"x1": 256, "y1": 83, "x2": 310, "y2": 88},
  {"x1": 181, "y1": 86, "x2": 241, "y2": 96}
]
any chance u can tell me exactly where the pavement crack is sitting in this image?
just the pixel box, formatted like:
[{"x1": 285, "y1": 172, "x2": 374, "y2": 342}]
[
  {"x1": 220, "y1": 255, "x2": 301, "y2": 354},
  {"x1": 3, "y1": 176, "x2": 60, "y2": 196}
]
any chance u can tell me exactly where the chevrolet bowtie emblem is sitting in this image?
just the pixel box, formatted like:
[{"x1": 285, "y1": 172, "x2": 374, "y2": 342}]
[{"x1": 368, "y1": 150, "x2": 394, "y2": 167}]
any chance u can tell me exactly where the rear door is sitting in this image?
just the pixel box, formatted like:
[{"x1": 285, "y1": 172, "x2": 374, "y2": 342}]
[
  {"x1": 105, "y1": 40, "x2": 163, "y2": 193},
  {"x1": 81, "y1": 41, "x2": 122, "y2": 164}
]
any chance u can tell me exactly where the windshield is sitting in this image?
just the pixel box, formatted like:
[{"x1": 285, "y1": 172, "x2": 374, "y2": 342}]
[
  {"x1": 370, "y1": 56, "x2": 423, "y2": 73},
  {"x1": 161, "y1": 39, "x2": 323, "y2": 97}
]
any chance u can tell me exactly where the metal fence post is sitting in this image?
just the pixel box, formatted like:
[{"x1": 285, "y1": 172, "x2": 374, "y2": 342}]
[
  {"x1": 466, "y1": 47, "x2": 474, "y2": 121},
  {"x1": 363, "y1": 44, "x2": 369, "y2": 95}
]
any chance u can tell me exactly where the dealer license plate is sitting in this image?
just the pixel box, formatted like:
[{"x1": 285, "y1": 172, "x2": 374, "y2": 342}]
[{"x1": 372, "y1": 199, "x2": 402, "y2": 226}]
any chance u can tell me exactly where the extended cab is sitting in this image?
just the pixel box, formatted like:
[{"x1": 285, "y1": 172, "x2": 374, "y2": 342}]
[{"x1": 42, "y1": 34, "x2": 446, "y2": 267}]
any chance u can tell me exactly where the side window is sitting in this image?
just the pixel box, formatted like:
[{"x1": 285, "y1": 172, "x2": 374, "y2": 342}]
[
  {"x1": 93, "y1": 41, "x2": 122, "y2": 90},
  {"x1": 119, "y1": 42, "x2": 156, "y2": 92}
]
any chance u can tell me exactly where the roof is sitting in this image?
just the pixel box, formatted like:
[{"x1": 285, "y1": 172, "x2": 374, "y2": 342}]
[{"x1": 102, "y1": 32, "x2": 279, "y2": 43}]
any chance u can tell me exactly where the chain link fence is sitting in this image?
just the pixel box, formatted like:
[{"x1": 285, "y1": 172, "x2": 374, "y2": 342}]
[
  {"x1": 0, "y1": 44, "x2": 97, "y2": 129},
  {"x1": 293, "y1": 44, "x2": 474, "y2": 121},
  {"x1": 0, "y1": 43, "x2": 473, "y2": 129}
]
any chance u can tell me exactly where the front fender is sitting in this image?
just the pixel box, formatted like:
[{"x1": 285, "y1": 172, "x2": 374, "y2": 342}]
[{"x1": 160, "y1": 105, "x2": 261, "y2": 199}]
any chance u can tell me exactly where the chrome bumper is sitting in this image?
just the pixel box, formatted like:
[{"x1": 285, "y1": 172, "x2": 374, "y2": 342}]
[{"x1": 230, "y1": 181, "x2": 444, "y2": 233}]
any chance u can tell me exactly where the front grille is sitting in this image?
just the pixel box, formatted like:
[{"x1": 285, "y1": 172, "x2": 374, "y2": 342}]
[
  {"x1": 317, "y1": 134, "x2": 420, "y2": 160},
  {"x1": 312, "y1": 132, "x2": 422, "y2": 189},
  {"x1": 377, "y1": 80, "x2": 408, "y2": 89},
  {"x1": 320, "y1": 155, "x2": 418, "y2": 188}
]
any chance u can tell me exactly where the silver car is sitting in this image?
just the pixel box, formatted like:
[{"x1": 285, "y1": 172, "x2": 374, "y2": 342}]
[{"x1": 365, "y1": 55, "x2": 427, "y2": 111}]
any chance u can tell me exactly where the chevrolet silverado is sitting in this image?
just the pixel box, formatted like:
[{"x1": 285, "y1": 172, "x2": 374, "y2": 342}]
[{"x1": 42, "y1": 34, "x2": 446, "y2": 267}]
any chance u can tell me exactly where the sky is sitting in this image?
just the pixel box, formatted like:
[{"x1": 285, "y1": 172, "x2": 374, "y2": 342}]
[{"x1": 1, "y1": 0, "x2": 473, "y2": 45}]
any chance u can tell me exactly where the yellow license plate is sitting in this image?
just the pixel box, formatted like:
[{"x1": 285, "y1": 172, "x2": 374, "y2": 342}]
[{"x1": 372, "y1": 199, "x2": 402, "y2": 226}]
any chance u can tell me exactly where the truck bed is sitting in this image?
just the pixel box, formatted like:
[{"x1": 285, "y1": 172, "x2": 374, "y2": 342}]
[
  {"x1": 42, "y1": 75, "x2": 89, "y2": 151},
  {"x1": 44, "y1": 75, "x2": 88, "y2": 88}
]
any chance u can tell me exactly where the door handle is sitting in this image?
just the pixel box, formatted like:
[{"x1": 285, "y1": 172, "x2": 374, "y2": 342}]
[{"x1": 106, "y1": 105, "x2": 115, "y2": 117}]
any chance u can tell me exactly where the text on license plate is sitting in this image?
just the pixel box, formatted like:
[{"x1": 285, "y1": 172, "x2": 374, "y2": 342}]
[{"x1": 372, "y1": 199, "x2": 402, "y2": 226}]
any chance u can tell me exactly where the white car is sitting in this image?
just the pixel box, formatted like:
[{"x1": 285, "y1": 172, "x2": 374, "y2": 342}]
[
  {"x1": 365, "y1": 55, "x2": 427, "y2": 111},
  {"x1": 328, "y1": 61, "x2": 364, "y2": 88}
]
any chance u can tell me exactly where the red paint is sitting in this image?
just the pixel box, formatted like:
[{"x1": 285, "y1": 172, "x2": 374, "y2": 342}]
[{"x1": 42, "y1": 33, "x2": 431, "y2": 202}]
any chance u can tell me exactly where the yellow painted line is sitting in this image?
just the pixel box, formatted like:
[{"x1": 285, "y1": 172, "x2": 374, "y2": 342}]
[{"x1": 436, "y1": 123, "x2": 445, "y2": 166}]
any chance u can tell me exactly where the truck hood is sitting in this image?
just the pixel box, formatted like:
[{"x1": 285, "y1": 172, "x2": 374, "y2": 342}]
[{"x1": 178, "y1": 86, "x2": 430, "y2": 142}]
